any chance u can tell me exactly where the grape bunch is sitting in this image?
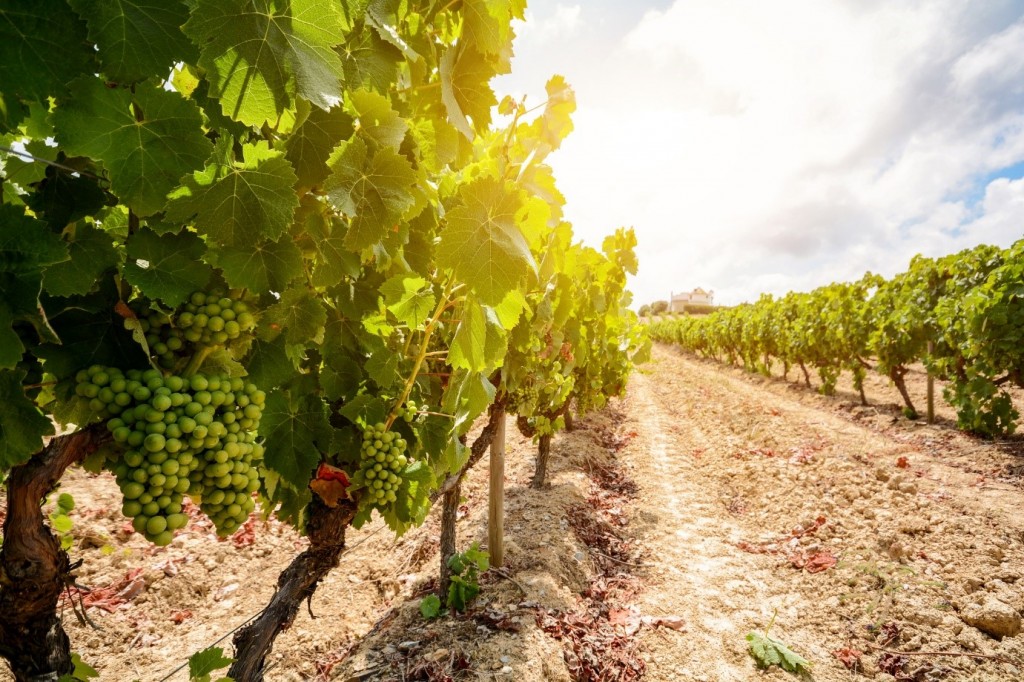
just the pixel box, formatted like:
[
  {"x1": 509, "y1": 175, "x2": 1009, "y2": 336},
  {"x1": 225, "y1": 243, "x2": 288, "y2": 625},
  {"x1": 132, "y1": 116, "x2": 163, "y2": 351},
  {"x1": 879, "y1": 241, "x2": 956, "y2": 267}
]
[
  {"x1": 357, "y1": 422, "x2": 409, "y2": 506},
  {"x1": 176, "y1": 291, "x2": 256, "y2": 347},
  {"x1": 127, "y1": 303, "x2": 187, "y2": 370},
  {"x1": 396, "y1": 399, "x2": 420, "y2": 423},
  {"x1": 125, "y1": 292, "x2": 256, "y2": 370},
  {"x1": 75, "y1": 365, "x2": 265, "y2": 544}
]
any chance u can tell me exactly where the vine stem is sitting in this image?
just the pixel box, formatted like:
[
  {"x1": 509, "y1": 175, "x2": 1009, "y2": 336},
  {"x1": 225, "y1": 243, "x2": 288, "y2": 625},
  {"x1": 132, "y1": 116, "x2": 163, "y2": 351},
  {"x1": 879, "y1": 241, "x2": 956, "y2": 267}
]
[{"x1": 386, "y1": 277, "x2": 456, "y2": 430}]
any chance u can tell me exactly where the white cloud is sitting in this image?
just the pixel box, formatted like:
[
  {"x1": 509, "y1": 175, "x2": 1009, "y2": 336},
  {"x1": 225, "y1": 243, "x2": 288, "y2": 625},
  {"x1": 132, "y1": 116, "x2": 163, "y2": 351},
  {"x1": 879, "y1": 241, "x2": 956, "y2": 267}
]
[
  {"x1": 499, "y1": 1, "x2": 1024, "y2": 307},
  {"x1": 517, "y1": 4, "x2": 582, "y2": 43}
]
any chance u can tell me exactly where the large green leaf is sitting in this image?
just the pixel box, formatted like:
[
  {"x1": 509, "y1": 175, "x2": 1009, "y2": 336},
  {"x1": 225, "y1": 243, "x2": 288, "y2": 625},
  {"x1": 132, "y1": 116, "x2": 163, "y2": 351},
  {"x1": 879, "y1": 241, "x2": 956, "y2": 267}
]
[
  {"x1": 166, "y1": 141, "x2": 299, "y2": 247},
  {"x1": 323, "y1": 137, "x2": 417, "y2": 250},
  {"x1": 437, "y1": 177, "x2": 535, "y2": 305},
  {"x1": 347, "y1": 89, "x2": 407, "y2": 150},
  {"x1": 42, "y1": 223, "x2": 119, "y2": 297},
  {"x1": 260, "y1": 388, "x2": 332, "y2": 488},
  {"x1": 214, "y1": 237, "x2": 304, "y2": 293},
  {"x1": 0, "y1": 204, "x2": 68, "y2": 274},
  {"x1": 448, "y1": 298, "x2": 507, "y2": 372},
  {"x1": 461, "y1": 0, "x2": 516, "y2": 60},
  {"x1": 441, "y1": 369, "x2": 495, "y2": 436},
  {"x1": 261, "y1": 287, "x2": 327, "y2": 347},
  {"x1": 339, "y1": 28, "x2": 402, "y2": 94},
  {"x1": 0, "y1": 368, "x2": 55, "y2": 469},
  {"x1": 24, "y1": 162, "x2": 109, "y2": 229},
  {"x1": 0, "y1": 303, "x2": 23, "y2": 369},
  {"x1": 183, "y1": 0, "x2": 350, "y2": 126},
  {"x1": 123, "y1": 228, "x2": 213, "y2": 305},
  {"x1": 0, "y1": 0, "x2": 96, "y2": 102},
  {"x1": 244, "y1": 338, "x2": 296, "y2": 391},
  {"x1": 380, "y1": 274, "x2": 434, "y2": 329},
  {"x1": 440, "y1": 44, "x2": 497, "y2": 139},
  {"x1": 284, "y1": 104, "x2": 353, "y2": 190},
  {"x1": 67, "y1": 0, "x2": 196, "y2": 84},
  {"x1": 51, "y1": 78, "x2": 212, "y2": 216}
]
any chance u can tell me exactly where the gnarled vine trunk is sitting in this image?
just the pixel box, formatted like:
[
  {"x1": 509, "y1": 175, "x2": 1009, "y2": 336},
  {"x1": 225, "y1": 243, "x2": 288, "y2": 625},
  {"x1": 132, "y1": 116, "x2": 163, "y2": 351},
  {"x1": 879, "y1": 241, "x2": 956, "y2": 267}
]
[
  {"x1": 229, "y1": 498, "x2": 357, "y2": 681},
  {"x1": 531, "y1": 434, "x2": 552, "y2": 489},
  {"x1": 434, "y1": 400, "x2": 504, "y2": 602},
  {"x1": 438, "y1": 484, "x2": 459, "y2": 602},
  {"x1": 0, "y1": 427, "x2": 108, "y2": 682},
  {"x1": 891, "y1": 367, "x2": 917, "y2": 416}
]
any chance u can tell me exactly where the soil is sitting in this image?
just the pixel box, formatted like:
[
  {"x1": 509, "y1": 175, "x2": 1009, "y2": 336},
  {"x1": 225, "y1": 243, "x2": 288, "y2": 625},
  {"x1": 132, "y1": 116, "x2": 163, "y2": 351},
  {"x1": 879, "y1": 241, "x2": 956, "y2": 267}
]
[{"x1": 3, "y1": 342, "x2": 1024, "y2": 682}]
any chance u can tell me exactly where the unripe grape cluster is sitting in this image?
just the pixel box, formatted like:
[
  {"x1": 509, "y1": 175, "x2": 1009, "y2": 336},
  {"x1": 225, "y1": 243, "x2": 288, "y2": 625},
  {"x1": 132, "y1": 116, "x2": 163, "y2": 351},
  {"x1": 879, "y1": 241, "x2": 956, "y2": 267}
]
[
  {"x1": 358, "y1": 422, "x2": 409, "y2": 506},
  {"x1": 396, "y1": 399, "x2": 420, "y2": 423},
  {"x1": 75, "y1": 365, "x2": 265, "y2": 544},
  {"x1": 176, "y1": 291, "x2": 256, "y2": 347},
  {"x1": 126, "y1": 292, "x2": 256, "y2": 370}
]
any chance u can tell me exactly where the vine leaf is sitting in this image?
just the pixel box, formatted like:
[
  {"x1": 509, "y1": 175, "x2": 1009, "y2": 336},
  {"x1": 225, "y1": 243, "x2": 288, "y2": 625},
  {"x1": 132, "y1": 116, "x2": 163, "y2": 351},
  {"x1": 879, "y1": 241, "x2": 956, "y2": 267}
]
[
  {"x1": 0, "y1": 205, "x2": 68, "y2": 367},
  {"x1": 284, "y1": 103, "x2": 354, "y2": 190},
  {"x1": 51, "y1": 78, "x2": 211, "y2": 216},
  {"x1": 440, "y1": 44, "x2": 498, "y2": 139},
  {"x1": 348, "y1": 89, "x2": 407, "y2": 150},
  {"x1": 438, "y1": 177, "x2": 535, "y2": 305},
  {"x1": 214, "y1": 237, "x2": 304, "y2": 293},
  {"x1": 339, "y1": 28, "x2": 403, "y2": 94},
  {"x1": 461, "y1": 0, "x2": 518, "y2": 61},
  {"x1": 166, "y1": 141, "x2": 299, "y2": 247},
  {"x1": 186, "y1": 645, "x2": 232, "y2": 682},
  {"x1": 261, "y1": 287, "x2": 328, "y2": 347},
  {"x1": 746, "y1": 630, "x2": 812, "y2": 675},
  {"x1": 0, "y1": 204, "x2": 70, "y2": 274},
  {"x1": 380, "y1": 274, "x2": 434, "y2": 329},
  {"x1": 442, "y1": 369, "x2": 495, "y2": 436},
  {"x1": 260, "y1": 389, "x2": 333, "y2": 489},
  {"x1": 0, "y1": 304, "x2": 22, "y2": 369},
  {"x1": 449, "y1": 299, "x2": 488, "y2": 372},
  {"x1": 0, "y1": 0, "x2": 96, "y2": 102},
  {"x1": 42, "y1": 223, "x2": 119, "y2": 297},
  {"x1": 123, "y1": 228, "x2": 213, "y2": 306},
  {"x1": 324, "y1": 137, "x2": 417, "y2": 251},
  {"x1": 67, "y1": 0, "x2": 196, "y2": 84},
  {"x1": 183, "y1": 0, "x2": 350, "y2": 127},
  {"x1": 0, "y1": 368, "x2": 56, "y2": 469}
]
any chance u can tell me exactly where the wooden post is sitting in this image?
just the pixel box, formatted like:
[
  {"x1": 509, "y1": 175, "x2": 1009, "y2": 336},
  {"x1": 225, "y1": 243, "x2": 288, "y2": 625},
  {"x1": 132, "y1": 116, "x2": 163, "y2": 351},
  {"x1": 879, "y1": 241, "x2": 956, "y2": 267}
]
[
  {"x1": 488, "y1": 405, "x2": 506, "y2": 568},
  {"x1": 926, "y1": 340, "x2": 935, "y2": 424}
]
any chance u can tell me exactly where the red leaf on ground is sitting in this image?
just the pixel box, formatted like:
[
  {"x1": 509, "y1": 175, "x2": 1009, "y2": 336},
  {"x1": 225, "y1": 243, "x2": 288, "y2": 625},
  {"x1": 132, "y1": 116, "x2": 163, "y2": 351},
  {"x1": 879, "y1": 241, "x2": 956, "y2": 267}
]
[
  {"x1": 804, "y1": 550, "x2": 838, "y2": 573},
  {"x1": 170, "y1": 610, "x2": 193, "y2": 624},
  {"x1": 896, "y1": 456, "x2": 910, "y2": 469},
  {"x1": 642, "y1": 615, "x2": 686, "y2": 631},
  {"x1": 231, "y1": 514, "x2": 258, "y2": 548},
  {"x1": 832, "y1": 647, "x2": 862, "y2": 669}
]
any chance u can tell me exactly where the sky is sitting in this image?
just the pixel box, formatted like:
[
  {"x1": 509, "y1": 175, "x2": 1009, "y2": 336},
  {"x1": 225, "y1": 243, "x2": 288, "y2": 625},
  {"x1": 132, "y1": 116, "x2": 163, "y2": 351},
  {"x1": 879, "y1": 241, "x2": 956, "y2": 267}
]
[{"x1": 492, "y1": 0, "x2": 1024, "y2": 307}]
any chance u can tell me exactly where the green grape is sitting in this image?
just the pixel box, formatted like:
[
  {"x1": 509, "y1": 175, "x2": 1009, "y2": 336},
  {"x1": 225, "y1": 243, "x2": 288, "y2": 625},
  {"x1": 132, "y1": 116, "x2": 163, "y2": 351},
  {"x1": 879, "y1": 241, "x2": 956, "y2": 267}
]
[{"x1": 77, "y1": 365, "x2": 265, "y2": 544}]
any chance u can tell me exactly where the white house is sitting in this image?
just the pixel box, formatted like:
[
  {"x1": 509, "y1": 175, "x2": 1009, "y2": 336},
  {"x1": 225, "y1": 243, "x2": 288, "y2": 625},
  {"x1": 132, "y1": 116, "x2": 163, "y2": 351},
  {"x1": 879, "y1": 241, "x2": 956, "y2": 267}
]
[{"x1": 669, "y1": 288, "x2": 714, "y2": 312}]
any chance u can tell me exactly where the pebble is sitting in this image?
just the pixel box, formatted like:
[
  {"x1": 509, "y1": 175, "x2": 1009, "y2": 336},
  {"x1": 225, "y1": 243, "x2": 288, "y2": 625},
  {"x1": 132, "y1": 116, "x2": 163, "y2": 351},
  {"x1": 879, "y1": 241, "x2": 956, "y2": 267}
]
[{"x1": 961, "y1": 597, "x2": 1021, "y2": 639}]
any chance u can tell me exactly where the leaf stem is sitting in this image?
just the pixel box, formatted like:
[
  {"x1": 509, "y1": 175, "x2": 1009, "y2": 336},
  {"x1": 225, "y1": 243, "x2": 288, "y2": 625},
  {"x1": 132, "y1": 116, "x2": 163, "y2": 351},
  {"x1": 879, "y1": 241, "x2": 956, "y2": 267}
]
[{"x1": 764, "y1": 608, "x2": 778, "y2": 639}]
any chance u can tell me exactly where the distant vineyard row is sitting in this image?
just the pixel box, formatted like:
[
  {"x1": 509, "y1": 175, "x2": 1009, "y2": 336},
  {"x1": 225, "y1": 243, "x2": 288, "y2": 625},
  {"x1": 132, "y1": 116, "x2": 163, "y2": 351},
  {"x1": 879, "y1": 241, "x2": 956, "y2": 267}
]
[{"x1": 648, "y1": 239, "x2": 1024, "y2": 437}]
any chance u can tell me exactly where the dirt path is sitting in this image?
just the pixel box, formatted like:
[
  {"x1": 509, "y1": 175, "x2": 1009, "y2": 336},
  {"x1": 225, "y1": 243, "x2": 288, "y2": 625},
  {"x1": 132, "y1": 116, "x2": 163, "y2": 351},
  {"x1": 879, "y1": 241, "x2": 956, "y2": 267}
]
[{"x1": 620, "y1": 345, "x2": 1024, "y2": 681}]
